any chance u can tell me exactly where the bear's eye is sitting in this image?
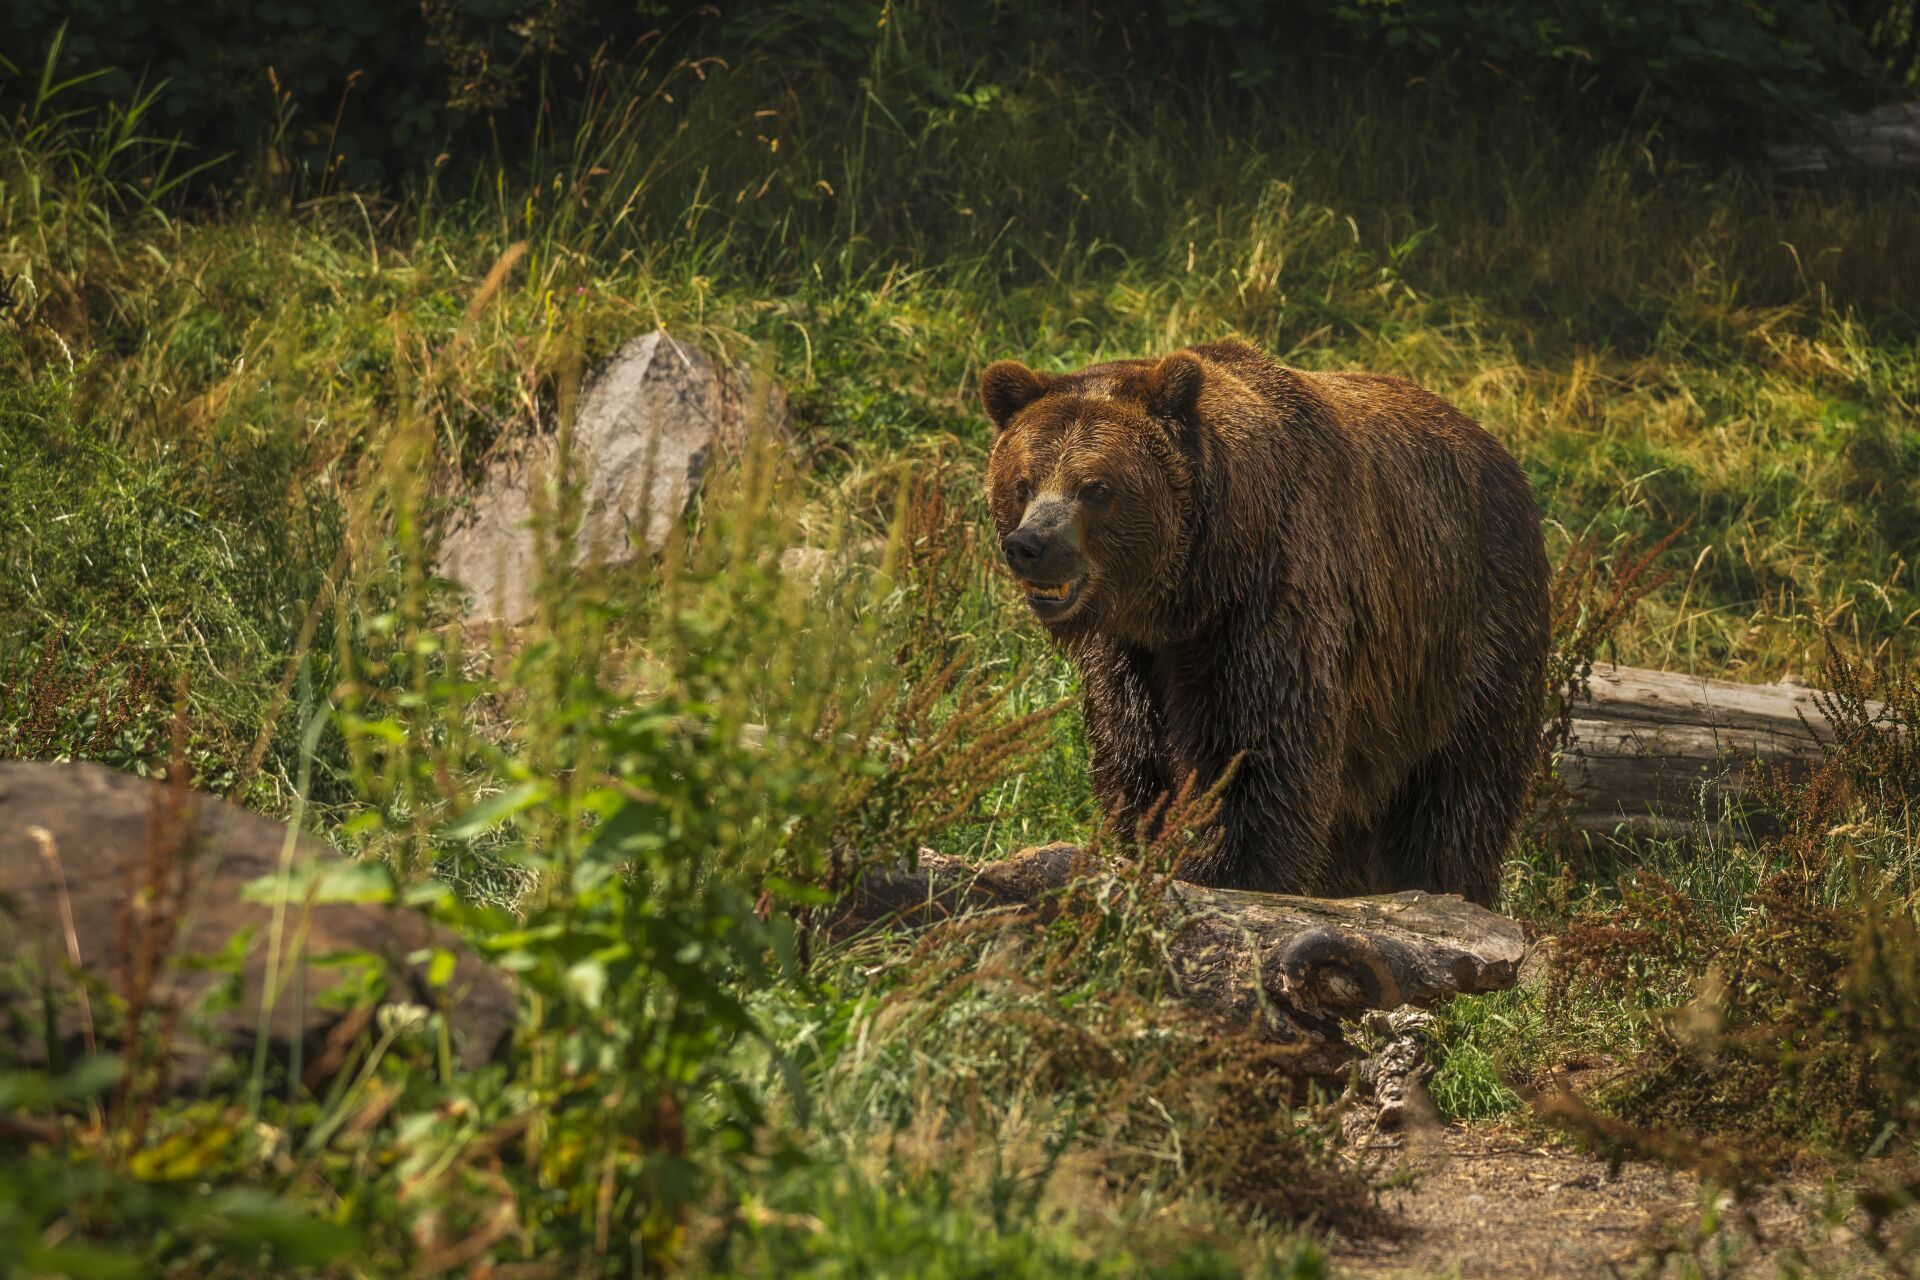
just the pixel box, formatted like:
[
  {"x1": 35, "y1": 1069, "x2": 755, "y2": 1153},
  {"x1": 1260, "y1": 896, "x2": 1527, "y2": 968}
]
[
  {"x1": 1078, "y1": 480, "x2": 1112, "y2": 506},
  {"x1": 1014, "y1": 479, "x2": 1032, "y2": 505}
]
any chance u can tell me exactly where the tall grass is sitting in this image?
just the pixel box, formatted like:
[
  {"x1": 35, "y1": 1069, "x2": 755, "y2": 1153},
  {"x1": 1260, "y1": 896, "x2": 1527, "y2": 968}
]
[{"x1": 9, "y1": 49, "x2": 1913, "y2": 745}]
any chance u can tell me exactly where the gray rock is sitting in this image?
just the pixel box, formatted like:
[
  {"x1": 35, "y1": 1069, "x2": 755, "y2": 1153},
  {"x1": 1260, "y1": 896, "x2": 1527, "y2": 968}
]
[
  {"x1": 0, "y1": 762, "x2": 513, "y2": 1090},
  {"x1": 436, "y1": 332, "x2": 791, "y2": 623}
]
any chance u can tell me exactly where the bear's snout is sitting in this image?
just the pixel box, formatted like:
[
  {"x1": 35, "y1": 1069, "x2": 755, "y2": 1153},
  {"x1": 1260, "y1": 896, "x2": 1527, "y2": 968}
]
[
  {"x1": 1000, "y1": 500, "x2": 1081, "y2": 584},
  {"x1": 1001, "y1": 526, "x2": 1047, "y2": 571}
]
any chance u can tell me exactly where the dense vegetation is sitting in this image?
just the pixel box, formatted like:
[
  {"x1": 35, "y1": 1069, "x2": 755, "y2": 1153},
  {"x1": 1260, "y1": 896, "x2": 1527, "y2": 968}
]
[
  {"x1": 6, "y1": 0, "x2": 1920, "y2": 183},
  {"x1": 2, "y1": 4, "x2": 1918, "y2": 1275}
]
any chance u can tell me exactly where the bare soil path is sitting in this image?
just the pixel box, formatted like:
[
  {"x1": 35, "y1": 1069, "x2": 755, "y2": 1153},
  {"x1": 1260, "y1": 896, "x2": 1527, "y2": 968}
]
[{"x1": 1329, "y1": 1123, "x2": 1890, "y2": 1279}]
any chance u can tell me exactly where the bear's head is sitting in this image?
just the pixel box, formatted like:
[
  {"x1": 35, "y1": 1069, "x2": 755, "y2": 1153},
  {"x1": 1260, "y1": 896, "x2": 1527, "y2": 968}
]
[{"x1": 979, "y1": 354, "x2": 1204, "y2": 638}]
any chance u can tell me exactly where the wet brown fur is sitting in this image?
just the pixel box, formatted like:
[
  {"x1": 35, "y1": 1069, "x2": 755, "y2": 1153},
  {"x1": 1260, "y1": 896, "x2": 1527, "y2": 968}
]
[{"x1": 980, "y1": 339, "x2": 1549, "y2": 905}]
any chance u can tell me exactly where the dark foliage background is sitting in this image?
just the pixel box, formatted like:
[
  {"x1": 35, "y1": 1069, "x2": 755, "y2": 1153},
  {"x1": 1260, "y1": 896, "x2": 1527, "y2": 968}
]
[{"x1": 5, "y1": 0, "x2": 1917, "y2": 187}]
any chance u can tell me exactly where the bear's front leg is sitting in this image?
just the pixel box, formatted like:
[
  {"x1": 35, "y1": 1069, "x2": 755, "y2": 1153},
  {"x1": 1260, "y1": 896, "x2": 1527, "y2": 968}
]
[
  {"x1": 1183, "y1": 747, "x2": 1344, "y2": 893},
  {"x1": 1077, "y1": 637, "x2": 1173, "y2": 844},
  {"x1": 1168, "y1": 640, "x2": 1346, "y2": 895}
]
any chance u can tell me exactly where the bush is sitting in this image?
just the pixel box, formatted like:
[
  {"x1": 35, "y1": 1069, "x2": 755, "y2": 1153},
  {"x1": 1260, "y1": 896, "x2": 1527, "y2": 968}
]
[
  {"x1": 1170, "y1": 0, "x2": 1910, "y2": 134},
  {"x1": 1547, "y1": 638, "x2": 1920, "y2": 1176},
  {"x1": 0, "y1": 0, "x2": 661, "y2": 187}
]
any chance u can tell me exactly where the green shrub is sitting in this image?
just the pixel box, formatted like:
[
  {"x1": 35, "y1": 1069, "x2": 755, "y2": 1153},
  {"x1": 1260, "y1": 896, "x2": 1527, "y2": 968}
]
[
  {"x1": 0, "y1": 424, "x2": 1369, "y2": 1273},
  {"x1": 0, "y1": 2, "x2": 659, "y2": 187},
  {"x1": 1169, "y1": 0, "x2": 1911, "y2": 133},
  {"x1": 5, "y1": 10, "x2": 1920, "y2": 1271},
  {"x1": 711, "y1": 1164, "x2": 1332, "y2": 1278},
  {"x1": 1427, "y1": 997, "x2": 1528, "y2": 1121}
]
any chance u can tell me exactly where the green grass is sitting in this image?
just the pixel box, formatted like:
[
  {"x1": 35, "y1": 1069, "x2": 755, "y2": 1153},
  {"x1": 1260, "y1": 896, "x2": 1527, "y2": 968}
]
[
  {"x1": 11, "y1": 65, "x2": 1916, "y2": 730},
  {"x1": 2, "y1": 35, "x2": 1918, "y2": 1278}
]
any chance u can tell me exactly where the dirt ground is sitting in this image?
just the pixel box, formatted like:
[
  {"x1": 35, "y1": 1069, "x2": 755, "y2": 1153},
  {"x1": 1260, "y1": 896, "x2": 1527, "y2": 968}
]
[{"x1": 1328, "y1": 1122, "x2": 1904, "y2": 1279}]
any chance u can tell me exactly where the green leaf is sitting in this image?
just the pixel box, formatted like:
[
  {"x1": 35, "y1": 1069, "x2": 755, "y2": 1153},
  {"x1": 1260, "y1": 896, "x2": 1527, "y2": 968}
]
[
  {"x1": 440, "y1": 780, "x2": 549, "y2": 840},
  {"x1": 174, "y1": 924, "x2": 258, "y2": 972},
  {"x1": 566, "y1": 958, "x2": 608, "y2": 1010},
  {"x1": 21, "y1": 1242, "x2": 145, "y2": 1280},
  {"x1": 403, "y1": 879, "x2": 453, "y2": 907},
  {"x1": 0, "y1": 1055, "x2": 127, "y2": 1110},
  {"x1": 242, "y1": 859, "x2": 395, "y2": 906},
  {"x1": 762, "y1": 875, "x2": 834, "y2": 906},
  {"x1": 57, "y1": 1054, "x2": 128, "y2": 1101},
  {"x1": 207, "y1": 1189, "x2": 361, "y2": 1265},
  {"x1": 482, "y1": 922, "x2": 568, "y2": 951}
]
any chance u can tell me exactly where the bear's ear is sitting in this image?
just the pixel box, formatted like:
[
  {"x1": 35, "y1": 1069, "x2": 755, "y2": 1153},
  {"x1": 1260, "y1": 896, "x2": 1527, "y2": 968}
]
[
  {"x1": 1147, "y1": 353, "x2": 1203, "y2": 422},
  {"x1": 980, "y1": 361, "x2": 1051, "y2": 431}
]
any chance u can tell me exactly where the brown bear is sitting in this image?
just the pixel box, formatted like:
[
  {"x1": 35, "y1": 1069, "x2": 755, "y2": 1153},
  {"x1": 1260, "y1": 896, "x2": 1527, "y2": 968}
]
[{"x1": 980, "y1": 339, "x2": 1548, "y2": 906}]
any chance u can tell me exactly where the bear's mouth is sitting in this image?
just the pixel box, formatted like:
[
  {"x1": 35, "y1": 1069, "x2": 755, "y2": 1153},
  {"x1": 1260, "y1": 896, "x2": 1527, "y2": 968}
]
[{"x1": 1021, "y1": 576, "x2": 1085, "y2": 619}]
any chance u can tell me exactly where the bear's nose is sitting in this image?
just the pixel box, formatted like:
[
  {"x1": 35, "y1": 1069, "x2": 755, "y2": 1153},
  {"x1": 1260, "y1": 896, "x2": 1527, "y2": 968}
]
[{"x1": 1002, "y1": 527, "x2": 1047, "y2": 573}]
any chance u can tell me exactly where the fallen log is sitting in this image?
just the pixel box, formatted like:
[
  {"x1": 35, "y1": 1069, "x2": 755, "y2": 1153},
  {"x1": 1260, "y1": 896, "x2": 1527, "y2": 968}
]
[
  {"x1": 830, "y1": 842, "x2": 1526, "y2": 1074},
  {"x1": 1768, "y1": 102, "x2": 1920, "y2": 178},
  {"x1": 1555, "y1": 663, "x2": 1851, "y2": 838},
  {"x1": 825, "y1": 665, "x2": 1866, "y2": 1062}
]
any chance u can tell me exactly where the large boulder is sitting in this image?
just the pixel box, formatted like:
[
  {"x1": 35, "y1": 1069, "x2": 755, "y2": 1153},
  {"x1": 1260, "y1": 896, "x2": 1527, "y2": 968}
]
[
  {"x1": 436, "y1": 331, "x2": 791, "y2": 623},
  {"x1": 0, "y1": 762, "x2": 513, "y2": 1089}
]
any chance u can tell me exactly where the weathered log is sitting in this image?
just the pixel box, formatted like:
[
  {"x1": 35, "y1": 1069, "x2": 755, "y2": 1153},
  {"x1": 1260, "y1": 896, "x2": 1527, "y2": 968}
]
[
  {"x1": 822, "y1": 664, "x2": 1855, "y2": 1059},
  {"x1": 830, "y1": 842, "x2": 1526, "y2": 1073},
  {"x1": 1555, "y1": 663, "x2": 1850, "y2": 838},
  {"x1": 1768, "y1": 102, "x2": 1920, "y2": 177}
]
